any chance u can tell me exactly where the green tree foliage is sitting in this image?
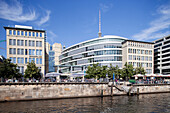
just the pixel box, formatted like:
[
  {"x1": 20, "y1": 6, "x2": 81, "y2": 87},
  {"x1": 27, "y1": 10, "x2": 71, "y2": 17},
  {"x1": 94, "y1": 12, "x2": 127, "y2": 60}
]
[
  {"x1": 24, "y1": 61, "x2": 41, "y2": 79},
  {"x1": 0, "y1": 57, "x2": 21, "y2": 79},
  {"x1": 85, "y1": 63, "x2": 108, "y2": 79},
  {"x1": 121, "y1": 62, "x2": 134, "y2": 80},
  {"x1": 135, "y1": 64, "x2": 146, "y2": 75}
]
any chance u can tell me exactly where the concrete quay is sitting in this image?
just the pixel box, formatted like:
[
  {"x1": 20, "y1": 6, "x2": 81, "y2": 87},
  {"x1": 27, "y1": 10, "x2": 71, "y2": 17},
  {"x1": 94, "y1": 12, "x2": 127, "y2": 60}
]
[{"x1": 0, "y1": 83, "x2": 170, "y2": 102}]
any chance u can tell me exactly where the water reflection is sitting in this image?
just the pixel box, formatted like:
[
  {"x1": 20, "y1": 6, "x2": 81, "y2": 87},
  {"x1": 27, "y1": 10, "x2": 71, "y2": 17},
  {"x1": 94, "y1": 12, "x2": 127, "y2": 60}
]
[{"x1": 0, "y1": 93, "x2": 170, "y2": 113}]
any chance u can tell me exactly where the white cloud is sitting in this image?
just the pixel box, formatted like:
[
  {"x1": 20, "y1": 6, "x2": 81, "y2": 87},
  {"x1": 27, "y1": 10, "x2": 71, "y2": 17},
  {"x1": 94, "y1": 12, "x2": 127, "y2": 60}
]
[
  {"x1": 132, "y1": 5, "x2": 170, "y2": 41},
  {"x1": 37, "y1": 10, "x2": 51, "y2": 26},
  {"x1": 0, "y1": 0, "x2": 37, "y2": 22},
  {"x1": 47, "y1": 31, "x2": 58, "y2": 44},
  {"x1": 0, "y1": 0, "x2": 51, "y2": 25},
  {"x1": 99, "y1": 3, "x2": 113, "y2": 13}
]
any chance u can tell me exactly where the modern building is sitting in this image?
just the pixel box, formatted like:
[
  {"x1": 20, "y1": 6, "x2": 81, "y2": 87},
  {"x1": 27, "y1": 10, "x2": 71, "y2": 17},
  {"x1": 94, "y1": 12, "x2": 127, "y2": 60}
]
[
  {"x1": 46, "y1": 42, "x2": 62, "y2": 73},
  {"x1": 122, "y1": 40, "x2": 154, "y2": 74},
  {"x1": 59, "y1": 35, "x2": 127, "y2": 73},
  {"x1": 4, "y1": 25, "x2": 46, "y2": 76},
  {"x1": 154, "y1": 35, "x2": 170, "y2": 75}
]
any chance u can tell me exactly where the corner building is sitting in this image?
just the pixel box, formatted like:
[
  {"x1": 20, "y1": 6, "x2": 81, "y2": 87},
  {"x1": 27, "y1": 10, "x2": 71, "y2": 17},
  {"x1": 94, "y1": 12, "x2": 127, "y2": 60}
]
[
  {"x1": 59, "y1": 35, "x2": 127, "y2": 73},
  {"x1": 122, "y1": 40, "x2": 154, "y2": 74},
  {"x1": 4, "y1": 25, "x2": 46, "y2": 76},
  {"x1": 154, "y1": 35, "x2": 170, "y2": 75}
]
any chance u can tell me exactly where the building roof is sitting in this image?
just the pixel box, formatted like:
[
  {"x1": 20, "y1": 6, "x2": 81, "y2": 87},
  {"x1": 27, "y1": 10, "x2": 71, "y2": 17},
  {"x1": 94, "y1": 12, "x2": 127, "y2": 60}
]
[
  {"x1": 122, "y1": 39, "x2": 154, "y2": 44},
  {"x1": 4, "y1": 26, "x2": 46, "y2": 32}
]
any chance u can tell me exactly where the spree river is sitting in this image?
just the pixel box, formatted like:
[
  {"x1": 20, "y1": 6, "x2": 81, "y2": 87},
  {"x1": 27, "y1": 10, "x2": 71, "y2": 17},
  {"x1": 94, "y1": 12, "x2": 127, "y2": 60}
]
[{"x1": 0, "y1": 93, "x2": 170, "y2": 113}]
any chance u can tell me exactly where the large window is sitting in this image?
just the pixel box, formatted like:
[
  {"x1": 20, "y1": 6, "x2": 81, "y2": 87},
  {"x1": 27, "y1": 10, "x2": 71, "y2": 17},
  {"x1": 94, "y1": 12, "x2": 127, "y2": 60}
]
[
  {"x1": 17, "y1": 40, "x2": 24, "y2": 46},
  {"x1": 25, "y1": 58, "x2": 27, "y2": 64},
  {"x1": 9, "y1": 39, "x2": 16, "y2": 45},
  {"x1": 29, "y1": 32, "x2": 31, "y2": 36},
  {"x1": 25, "y1": 40, "x2": 27, "y2": 46},
  {"x1": 128, "y1": 48, "x2": 132, "y2": 53},
  {"x1": 29, "y1": 40, "x2": 35, "y2": 46},
  {"x1": 36, "y1": 41, "x2": 42, "y2": 47},
  {"x1": 17, "y1": 57, "x2": 24, "y2": 64},
  {"x1": 32, "y1": 32, "x2": 35, "y2": 37},
  {"x1": 40, "y1": 33, "x2": 42, "y2": 37},
  {"x1": 9, "y1": 48, "x2": 16, "y2": 54},
  {"x1": 9, "y1": 30, "x2": 12, "y2": 35},
  {"x1": 17, "y1": 31, "x2": 20, "y2": 35},
  {"x1": 29, "y1": 49, "x2": 35, "y2": 55},
  {"x1": 13, "y1": 30, "x2": 16, "y2": 35},
  {"x1": 17, "y1": 48, "x2": 24, "y2": 55},
  {"x1": 21, "y1": 31, "x2": 24, "y2": 36},
  {"x1": 29, "y1": 58, "x2": 35, "y2": 63},
  {"x1": 36, "y1": 58, "x2": 42, "y2": 64},
  {"x1": 149, "y1": 50, "x2": 152, "y2": 55},
  {"x1": 10, "y1": 57, "x2": 16, "y2": 63},
  {"x1": 36, "y1": 49, "x2": 42, "y2": 55},
  {"x1": 36, "y1": 32, "x2": 38, "y2": 37},
  {"x1": 128, "y1": 55, "x2": 132, "y2": 60},
  {"x1": 145, "y1": 56, "x2": 148, "y2": 61},
  {"x1": 133, "y1": 55, "x2": 136, "y2": 60},
  {"x1": 25, "y1": 32, "x2": 27, "y2": 36}
]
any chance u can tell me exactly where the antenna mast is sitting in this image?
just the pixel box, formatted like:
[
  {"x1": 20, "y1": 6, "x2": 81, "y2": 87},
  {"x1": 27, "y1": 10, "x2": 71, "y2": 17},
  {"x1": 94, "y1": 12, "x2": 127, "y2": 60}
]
[{"x1": 98, "y1": 10, "x2": 102, "y2": 38}]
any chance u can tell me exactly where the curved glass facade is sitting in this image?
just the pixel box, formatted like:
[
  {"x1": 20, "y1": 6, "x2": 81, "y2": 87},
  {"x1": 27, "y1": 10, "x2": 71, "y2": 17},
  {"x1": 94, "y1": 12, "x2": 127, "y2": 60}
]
[{"x1": 59, "y1": 35, "x2": 127, "y2": 73}]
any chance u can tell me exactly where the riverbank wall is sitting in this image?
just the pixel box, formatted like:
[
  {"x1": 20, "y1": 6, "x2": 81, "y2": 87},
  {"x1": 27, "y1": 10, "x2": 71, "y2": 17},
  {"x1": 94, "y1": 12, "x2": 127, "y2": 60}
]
[{"x1": 0, "y1": 83, "x2": 170, "y2": 102}]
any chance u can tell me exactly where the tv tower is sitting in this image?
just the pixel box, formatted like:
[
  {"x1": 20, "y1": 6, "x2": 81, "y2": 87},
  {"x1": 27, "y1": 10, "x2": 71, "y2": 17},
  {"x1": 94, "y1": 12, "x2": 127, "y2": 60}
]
[{"x1": 98, "y1": 10, "x2": 102, "y2": 38}]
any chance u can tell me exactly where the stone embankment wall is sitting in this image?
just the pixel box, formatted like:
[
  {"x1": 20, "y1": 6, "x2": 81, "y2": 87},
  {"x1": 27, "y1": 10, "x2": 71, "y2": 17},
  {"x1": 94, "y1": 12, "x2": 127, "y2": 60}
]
[{"x1": 0, "y1": 83, "x2": 169, "y2": 102}]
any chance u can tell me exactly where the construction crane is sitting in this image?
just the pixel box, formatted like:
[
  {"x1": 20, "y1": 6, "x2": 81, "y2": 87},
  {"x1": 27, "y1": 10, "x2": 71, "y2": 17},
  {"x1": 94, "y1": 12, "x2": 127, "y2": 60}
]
[{"x1": 0, "y1": 40, "x2": 6, "y2": 50}]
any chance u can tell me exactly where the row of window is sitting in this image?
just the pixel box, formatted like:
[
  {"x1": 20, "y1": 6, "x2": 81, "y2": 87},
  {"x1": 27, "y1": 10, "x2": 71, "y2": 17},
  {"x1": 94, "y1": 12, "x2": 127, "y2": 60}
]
[
  {"x1": 128, "y1": 41, "x2": 153, "y2": 48},
  {"x1": 128, "y1": 62, "x2": 152, "y2": 67},
  {"x1": 9, "y1": 48, "x2": 42, "y2": 55},
  {"x1": 9, "y1": 30, "x2": 42, "y2": 37},
  {"x1": 128, "y1": 55, "x2": 152, "y2": 61},
  {"x1": 9, "y1": 39, "x2": 42, "y2": 47},
  {"x1": 128, "y1": 48, "x2": 152, "y2": 55},
  {"x1": 10, "y1": 57, "x2": 42, "y2": 64}
]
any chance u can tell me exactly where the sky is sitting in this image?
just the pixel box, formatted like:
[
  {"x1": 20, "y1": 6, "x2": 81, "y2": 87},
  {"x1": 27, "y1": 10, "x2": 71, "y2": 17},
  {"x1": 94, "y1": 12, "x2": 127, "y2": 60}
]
[{"x1": 0, "y1": 0, "x2": 170, "y2": 57}]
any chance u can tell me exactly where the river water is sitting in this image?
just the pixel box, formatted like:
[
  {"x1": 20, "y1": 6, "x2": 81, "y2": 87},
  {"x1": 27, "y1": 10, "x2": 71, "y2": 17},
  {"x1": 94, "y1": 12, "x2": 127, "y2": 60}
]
[{"x1": 0, "y1": 93, "x2": 170, "y2": 113}]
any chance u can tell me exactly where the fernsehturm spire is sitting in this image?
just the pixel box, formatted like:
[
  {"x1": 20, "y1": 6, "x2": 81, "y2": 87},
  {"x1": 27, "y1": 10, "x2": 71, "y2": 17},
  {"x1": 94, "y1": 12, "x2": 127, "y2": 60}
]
[{"x1": 98, "y1": 10, "x2": 102, "y2": 38}]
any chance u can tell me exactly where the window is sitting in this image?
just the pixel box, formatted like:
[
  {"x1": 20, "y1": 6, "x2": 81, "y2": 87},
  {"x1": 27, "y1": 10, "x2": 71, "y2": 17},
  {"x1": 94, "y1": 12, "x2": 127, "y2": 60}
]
[
  {"x1": 137, "y1": 49, "x2": 140, "y2": 54},
  {"x1": 21, "y1": 31, "x2": 24, "y2": 36},
  {"x1": 36, "y1": 41, "x2": 42, "y2": 47},
  {"x1": 145, "y1": 50, "x2": 148, "y2": 54},
  {"x1": 145, "y1": 56, "x2": 148, "y2": 61},
  {"x1": 17, "y1": 57, "x2": 24, "y2": 64},
  {"x1": 137, "y1": 56, "x2": 140, "y2": 61},
  {"x1": 149, "y1": 57, "x2": 152, "y2": 61},
  {"x1": 36, "y1": 32, "x2": 38, "y2": 37},
  {"x1": 40, "y1": 33, "x2": 42, "y2": 37},
  {"x1": 17, "y1": 40, "x2": 24, "y2": 46},
  {"x1": 133, "y1": 49, "x2": 136, "y2": 54},
  {"x1": 25, "y1": 49, "x2": 27, "y2": 55},
  {"x1": 25, "y1": 32, "x2": 27, "y2": 36},
  {"x1": 32, "y1": 32, "x2": 35, "y2": 36},
  {"x1": 13, "y1": 30, "x2": 16, "y2": 35},
  {"x1": 9, "y1": 39, "x2": 16, "y2": 45},
  {"x1": 133, "y1": 55, "x2": 136, "y2": 60},
  {"x1": 29, "y1": 49, "x2": 35, "y2": 55},
  {"x1": 36, "y1": 58, "x2": 42, "y2": 64},
  {"x1": 9, "y1": 48, "x2": 16, "y2": 54},
  {"x1": 149, "y1": 63, "x2": 152, "y2": 67},
  {"x1": 9, "y1": 30, "x2": 12, "y2": 35},
  {"x1": 17, "y1": 49, "x2": 24, "y2": 55},
  {"x1": 29, "y1": 32, "x2": 31, "y2": 36},
  {"x1": 141, "y1": 56, "x2": 144, "y2": 61},
  {"x1": 29, "y1": 58, "x2": 35, "y2": 63},
  {"x1": 141, "y1": 63, "x2": 144, "y2": 67},
  {"x1": 25, "y1": 40, "x2": 27, "y2": 46},
  {"x1": 18, "y1": 66, "x2": 24, "y2": 75},
  {"x1": 141, "y1": 50, "x2": 144, "y2": 54},
  {"x1": 128, "y1": 48, "x2": 132, "y2": 53},
  {"x1": 17, "y1": 31, "x2": 20, "y2": 35},
  {"x1": 149, "y1": 50, "x2": 152, "y2": 55},
  {"x1": 36, "y1": 49, "x2": 42, "y2": 55},
  {"x1": 10, "y1": 57, "x2": 16, "y2": 63},
  {"x1": 29, "y1": 40, "x2": 35, "y2": 46},
  {"x1": 25, "y1": 58, "x2": 27, "y2": 64},
  {"x1": 50, "y1": 46, "x2": 53, "y2": 50},
  {"x1": 128, "y1": 55, "x2": 132, "y2": 60}
]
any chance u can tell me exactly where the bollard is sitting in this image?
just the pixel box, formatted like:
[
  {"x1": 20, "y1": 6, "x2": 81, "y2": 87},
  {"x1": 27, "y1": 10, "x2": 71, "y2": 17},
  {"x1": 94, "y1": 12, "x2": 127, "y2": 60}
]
[
  {"x1": 101, "y1": 89, "x2": 103, "y2": 97},
  {"x1": 111, "y1": 84, "x2": 113, "y2": 97},
  {"x1": 137, "y1": 88, "x2": 139, "y2": 95}
]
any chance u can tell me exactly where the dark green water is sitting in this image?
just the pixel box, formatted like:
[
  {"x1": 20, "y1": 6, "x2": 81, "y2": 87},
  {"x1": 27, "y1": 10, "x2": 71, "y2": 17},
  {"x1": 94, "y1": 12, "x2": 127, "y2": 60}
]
[{"x1": 0, "y1": 93, "x2": 170, "y2": 113}]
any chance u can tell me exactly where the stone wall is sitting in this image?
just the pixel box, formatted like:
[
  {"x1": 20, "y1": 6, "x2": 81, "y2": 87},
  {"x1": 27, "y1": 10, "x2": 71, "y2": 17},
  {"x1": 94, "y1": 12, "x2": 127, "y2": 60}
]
[{"x1": 0, "y1": 83, "x2": 170, "y2": 102}]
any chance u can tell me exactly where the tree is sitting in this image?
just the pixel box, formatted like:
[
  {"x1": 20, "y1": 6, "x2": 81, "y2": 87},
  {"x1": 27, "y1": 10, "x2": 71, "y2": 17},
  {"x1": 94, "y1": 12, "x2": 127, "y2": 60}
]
[
  {"x1": 24, "y1": 61, "x2": 41, "y2": 79},
  {"x1": 108, "y1": 64, "x2": 115, "y2": 79},
  {"x1": 0, "y1": 57, "x2": 21, "y2": 79},
  {"x1": 135, "y1": 64, "x2": 146, "y2": 75},
  {"x1": 121, "y1": 62, "x2": 134, "y2": 80}
]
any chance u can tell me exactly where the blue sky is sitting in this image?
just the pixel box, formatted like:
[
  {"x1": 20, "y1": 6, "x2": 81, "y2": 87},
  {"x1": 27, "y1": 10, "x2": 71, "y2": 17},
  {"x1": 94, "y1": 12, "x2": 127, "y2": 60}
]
[{"x1": 0, "y1": 0, "x2": 170, "y2": 57}]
